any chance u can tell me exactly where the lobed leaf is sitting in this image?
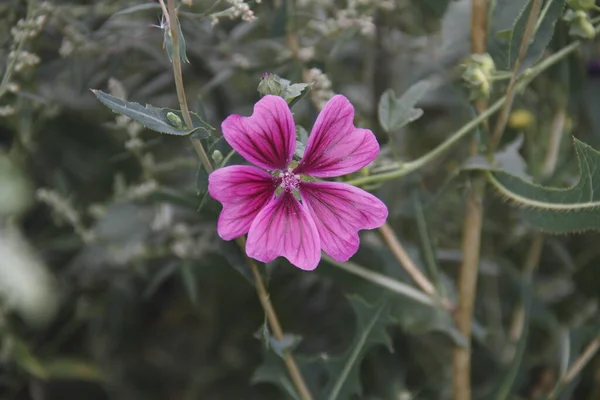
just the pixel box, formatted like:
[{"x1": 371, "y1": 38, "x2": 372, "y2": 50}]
[{"x1": 378, "y1": 81, "x2": 429, "y2": 133}]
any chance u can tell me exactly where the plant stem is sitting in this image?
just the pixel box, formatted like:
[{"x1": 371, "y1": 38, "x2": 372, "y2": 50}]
[
  {"x1": 489, "y1": 0, "x2": 543, "y2": 153},
  {"x1": 345, "y1": 22, "x2": 598, "y2": 188},
  {"x1": 163, "y1": 2, "x2": 312, "y2": 399},
  {"x1": 322, "y1": 255, "x2": 437, "y2": 307},
  {"x1": 547, "y1": 336, "x2": 600, "y2": 400},
  {"x1": 452, "y1": 1, "x2": 488, "y2": 398},
  {"x1": 165, "y1": 0, "x2": 213, "y2": 174},
  {"x1": 238, "y1": 238, "x2": 314, "y2": 400},
  {"x1": 378, "y1": 223, "x2": 452, "y2": 309}
]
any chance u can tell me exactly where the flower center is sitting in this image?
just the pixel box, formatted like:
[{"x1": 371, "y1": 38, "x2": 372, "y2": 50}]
[{"x1": 279, "y1": 169, "x2": 301, "y2": 193}]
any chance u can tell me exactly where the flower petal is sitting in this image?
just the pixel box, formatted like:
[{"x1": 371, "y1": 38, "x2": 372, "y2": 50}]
[
  {"x1": 221, "y1": 95, "x2": 296, "y2": 171},
  {"x1": 208, "y1": 165, "x2": 277, "y2": 240},
  {"x1": 246, "y1": 192, "x2": 321, "y2": 270},
  {"x1": 300, "y1": 181, "x2": 388, "y2": 262},
  {"x1": 294, "y1": 95, "x2": 379, "y2": 178}
]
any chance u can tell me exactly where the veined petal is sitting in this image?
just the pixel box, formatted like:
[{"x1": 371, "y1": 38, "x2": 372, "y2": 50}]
[
  {"x1": 221, "y1": 95, "x2": 296, "y2": 171},
  {"x1": 208, "y1": 165, "x2": 277, "y2": 240},
  {"x1": 294, "y1": 95, "x2": 379, "y2": 178},
  {"x1": 246, "y1": 192, "x2": 321, "y2": 270},
  {"x1": 300, "y1": 181, "x2": 388, "y2": 262}
]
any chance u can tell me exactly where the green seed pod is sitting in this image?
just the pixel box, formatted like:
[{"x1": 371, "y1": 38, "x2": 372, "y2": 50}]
[{"x1": 166, "y1": 112, "x2": 184, "y2": 129}]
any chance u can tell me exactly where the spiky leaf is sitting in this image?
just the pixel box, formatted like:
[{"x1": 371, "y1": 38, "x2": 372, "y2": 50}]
[{"x1": 484, "y1": 139, "x2": 600, "y2": 233}]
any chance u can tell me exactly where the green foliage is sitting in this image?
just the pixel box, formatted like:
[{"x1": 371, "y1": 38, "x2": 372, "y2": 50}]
[
  {"x1": 92, "y1": 90, "x2": 213, "y2": 136},
  {"x1": 2, "y1": 0, "x2": 600, "y2": 398},
  {"x1": 253, "y1": 296, "x2": 394, "y2": 400},
  {"x1": 378, "y1": 81, "x2": 428, "y2": 133},
  {"x1": 486, "y1": 139, "x2": 600, "y2": 233}
]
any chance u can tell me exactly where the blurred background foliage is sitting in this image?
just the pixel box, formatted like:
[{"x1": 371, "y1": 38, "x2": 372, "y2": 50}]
[{"x1": 1, "y1": 0, "x2": 600, "y2": 399}]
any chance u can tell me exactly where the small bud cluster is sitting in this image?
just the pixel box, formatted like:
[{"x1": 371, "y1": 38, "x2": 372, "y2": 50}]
[
  {"x1": 309, "y1": 10, "x2": 375, "y2": 36},
  {"x1": 10, "y1": 15, "x2": 47, "y2": 42},
  {"x1": 8, "y1": 50, "x2": 40, "y2": 73},
  {"x1": 211, "y1": 0, "x2": 260, "y2": 25},
  {"x1": 564, "y1": 9, "x2": 596, "y2": 39},
  {"x1": 306, "y1": 68, "x2": 335, "y2": 110},
  {"x1": 461, "y1": 53, "x2": 496, "y2": 100}
]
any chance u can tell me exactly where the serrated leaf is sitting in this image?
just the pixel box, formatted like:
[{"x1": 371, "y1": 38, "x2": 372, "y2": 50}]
[
  {"x1": 92, "y1": 90, "x2": 212, "y2": 136},
  {"x1": 323, "y1": 296, "x2": 393, "y2": 400},
  {"x1": 509, "y1": 0, "x2": 565, "y2": 73},
  {"x1": 378, "y1": 81, "x2": 429, "y2": 133},
  {"x1": 482, "y1": 138, "x2": 600, "y2": 233}
]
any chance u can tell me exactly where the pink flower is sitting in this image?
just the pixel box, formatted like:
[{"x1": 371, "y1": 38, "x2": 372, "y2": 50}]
[{"x1": 208, "y1": 95, "x2": 388, "y2": 270}]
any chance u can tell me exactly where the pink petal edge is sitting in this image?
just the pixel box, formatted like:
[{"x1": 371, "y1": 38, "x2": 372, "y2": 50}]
[
  {"x1": 221, "y1": 95, "x2": 296, "y2": 171},
  {"x1": 208, "y1": 165, "x2": 276, "y2": 240},
  {"x1": 246, "y1": 191, "x2": 321, "y2": 270},
  {"x1": 300, "y1": 181, "x2": 388, "y2": 262},
  {"x1": 294, "y1": 95, "x2": 379, "y2": 178}
]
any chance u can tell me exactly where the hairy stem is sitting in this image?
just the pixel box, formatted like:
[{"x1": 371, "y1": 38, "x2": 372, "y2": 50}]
[
  {"x1": 345, "y1": 22, "x2": 599, "y2": 188},
  {"x1": 452, "y1": 1, "x2": 488, "y2": 398},
  {"x1": 238, "y1": 238, "x2": 314, "y2": 400},
  {"x1": 489, "y1": 0, "x2": 543, "y2": 152},
  {"x1": 163, "y1": 2, "x2": 312, "y2": 399},
  {"x1": 164, "y1": 0, "x2": 213, "y2": 174},
  {"x1": 378, "y1": 223, "x2": 452, "y2": 309}
]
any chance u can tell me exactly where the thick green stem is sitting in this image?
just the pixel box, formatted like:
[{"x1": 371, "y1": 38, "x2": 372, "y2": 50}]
[{"x1": 346, "y1": 28, "x2": 595, "y2": 188}]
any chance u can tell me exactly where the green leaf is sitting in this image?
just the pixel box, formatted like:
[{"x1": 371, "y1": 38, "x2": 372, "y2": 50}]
[
  {"x1": 163, "y1": 16, "x2": 189, "y2": 63},
  {"x1": 509, "y1": 0, "x2": 565, "y2": 73},
  {"x1": 323, "y1": 296, "x2": 393, "y2": 400},
  {"x1": 252, "y1": 351, "x2": 302, "y2": 400},
  {"x1": 378, "y1": 81, "x2": 429, "y2": 134},
  {"x1": 92, "y1": 90, "x2": 213, "y2": 136},
  {"x1": 251, "y1": 295, "x2": 393, "y2": 400},
  {"x1": 483, "y1": 139, "x2": 600, "y2": 233}
]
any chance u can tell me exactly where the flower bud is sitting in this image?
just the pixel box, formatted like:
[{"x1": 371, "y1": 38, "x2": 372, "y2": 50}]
[
  {"x1": 257, "y1": 72, "x2": 285, "y2": 97},
  {"x1": 462, "y1": 53, "x2": 495, "y2": 100},
  {"x1": 564, "y1": 10, "x2": 596, "y2": 39},
  {"x1": 212, "y1": 150, "x2": 223, "y2": 165}
]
